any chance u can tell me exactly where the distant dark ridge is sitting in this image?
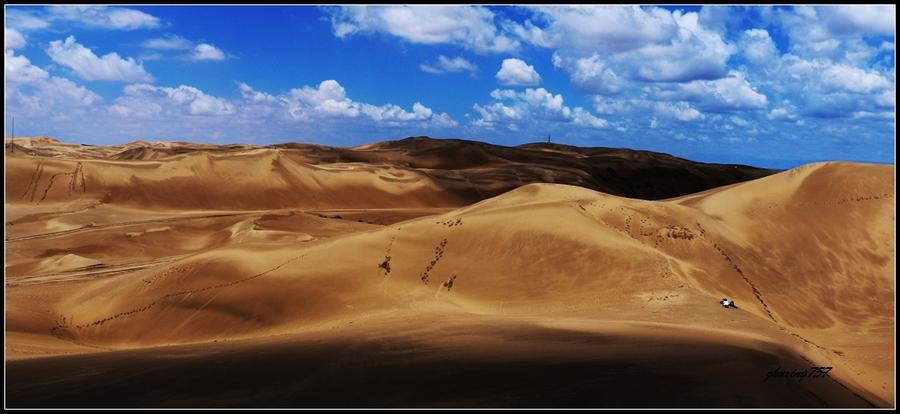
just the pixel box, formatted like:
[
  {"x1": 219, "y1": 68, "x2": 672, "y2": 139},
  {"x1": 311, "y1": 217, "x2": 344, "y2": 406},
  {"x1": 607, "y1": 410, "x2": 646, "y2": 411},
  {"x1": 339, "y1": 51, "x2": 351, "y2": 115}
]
[{"x1": 349, "y1": 136, "x2": 777, "y2": 200}]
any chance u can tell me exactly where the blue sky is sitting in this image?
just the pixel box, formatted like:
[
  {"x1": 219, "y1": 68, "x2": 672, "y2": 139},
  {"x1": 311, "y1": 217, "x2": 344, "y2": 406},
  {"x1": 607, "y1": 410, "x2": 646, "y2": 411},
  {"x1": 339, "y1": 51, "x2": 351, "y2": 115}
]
[{"x1": 4, "y1": 5, "x2": 895, "y2": 169}]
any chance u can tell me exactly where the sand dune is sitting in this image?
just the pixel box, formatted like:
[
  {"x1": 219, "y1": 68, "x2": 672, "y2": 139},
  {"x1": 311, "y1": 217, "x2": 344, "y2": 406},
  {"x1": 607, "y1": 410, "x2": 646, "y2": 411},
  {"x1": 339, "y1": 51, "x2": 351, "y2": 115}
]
[
  {"x1": 6, "y1": 135, "x2": 774, "y2": 208},
  {"x1": 4, "y1": 138, "x2": 893, "y2": 408}
]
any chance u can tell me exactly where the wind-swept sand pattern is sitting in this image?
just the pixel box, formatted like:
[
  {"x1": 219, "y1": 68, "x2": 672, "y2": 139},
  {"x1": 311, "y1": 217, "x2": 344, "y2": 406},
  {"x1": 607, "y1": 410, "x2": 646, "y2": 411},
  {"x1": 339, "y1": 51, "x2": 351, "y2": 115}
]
[{"x1": 4, "y1": 137, "x2": 894, "y2": 408}]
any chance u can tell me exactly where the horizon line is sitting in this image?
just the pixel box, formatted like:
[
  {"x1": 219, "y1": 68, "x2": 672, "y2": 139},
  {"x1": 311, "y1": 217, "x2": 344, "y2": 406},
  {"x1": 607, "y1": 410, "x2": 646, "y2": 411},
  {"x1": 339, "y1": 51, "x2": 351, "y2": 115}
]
[{"x1": 5, "y1": 133, "x2": 897, "y2": 171}]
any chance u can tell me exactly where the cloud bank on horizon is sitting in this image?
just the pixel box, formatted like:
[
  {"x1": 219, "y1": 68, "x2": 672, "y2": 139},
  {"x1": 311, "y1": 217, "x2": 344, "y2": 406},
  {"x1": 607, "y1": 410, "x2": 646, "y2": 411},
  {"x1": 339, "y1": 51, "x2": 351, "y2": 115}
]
[{"x1": 4, "y1": 5, "x2": 895, "y2": 168}]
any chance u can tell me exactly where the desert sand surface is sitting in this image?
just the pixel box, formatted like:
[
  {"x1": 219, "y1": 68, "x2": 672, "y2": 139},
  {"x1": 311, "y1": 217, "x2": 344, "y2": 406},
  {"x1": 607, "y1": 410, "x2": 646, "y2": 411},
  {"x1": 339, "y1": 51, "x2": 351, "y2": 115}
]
[{"x1": 4, "y1": 136, "x2": 894, "y2": 408}]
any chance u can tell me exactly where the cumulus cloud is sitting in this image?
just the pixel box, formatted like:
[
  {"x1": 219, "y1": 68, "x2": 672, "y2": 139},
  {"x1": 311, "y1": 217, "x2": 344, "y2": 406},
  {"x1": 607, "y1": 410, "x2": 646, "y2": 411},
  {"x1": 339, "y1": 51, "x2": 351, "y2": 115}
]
[
  {"x1": 114, "y1": 83, "x2": 235, "y2": 116},
  {"x1": 810, "y1": 6, "x2": 894, "y2": 38},
  {"x1": 768, "y1": 105, "x2": 800, "y2": 122},
  {"x1": 495, "y1": 58, "x2": 541, "y2": 86},
  {"x1": 6, "y1": 49, "x2": 102, "y2": 121},
  {"x1": 591, "y1": 96, "x2": 632, "y2": 115},
  {"x1": 820, "y1": 63, "x2": 891, "y2": 93},
  {"x1": 238, "y1": 82, "x2": 277, "y2": 103},
  {"x1": 190, "y1": 43, "x2": 225, "y2": 61},
  {"x1": 5, "y1": 50, "x2": 49, "y2": 83},
  {"x1": 774, "y1": 53, "x2": 894, "y2": 115},
  {"x1": 655, "y1": 102, "x2": 704, "y2": 122},
  {"x1": 47, "y1": 36, "x2": 153, "y2": 82},
  {"x1": 94, "y1": 80, "x2": 458, "y2": 142},
  {"x1": 287, "y1": 80, "x2": 360, "y2": 118},
  {"x1": 238, "y1": 80, "x2": 458, "y2": 127},
  {"x1": 327, "y1": 5, "x2": 518, "y2": 53},
  {"x1": 625, "y1": 11, "x2": 735, "y2": 82},
  {"x1": 655, "y1": 72, "x2": 769, "y2": 111},
  {"x1": 775, "y1": 6, "x2": 895, "y2": 60},
  {"x1": 473, "y1": 87, "x2": 606, "y2": 129},
  {"x1": 570, "y1": 106, "x2": 609, "y2": 128},
  {"x1": 514, "y1": 6, "x2": 678, "y2": 53},
  {"x1": 552, "y1": 53, "x2": 625, "y2": 95},
  {"x1": 515, "y1": 6, "x2": 735, "y2": 84},
  {"x1": 420, "y1": 55, "x2": 478, "y2": 75},
  {"x1": 5, "y1": 28, "x2": 26, "y2": 50},
  {"x1": 740, "y1": 28, "x2": 778, "y2": 63}
]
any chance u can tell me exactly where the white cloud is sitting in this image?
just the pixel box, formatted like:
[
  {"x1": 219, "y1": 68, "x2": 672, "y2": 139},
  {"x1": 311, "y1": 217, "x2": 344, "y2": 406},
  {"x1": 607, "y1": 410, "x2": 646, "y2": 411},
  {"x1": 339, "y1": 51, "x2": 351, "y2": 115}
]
[
  {"x1": 767, "y1": 104, "x2": 799, "y2": 122},
  {"x1": 238, "y1": 82, "x2": 277, "y2": 103},
  {"x1": 657, "y1": 71, "x2": 768, "y2": 111},
  {"x1": 851, "y1": 111, "x2": 894, "y2": 120},
  {"x1": 503, "y1": 19, "x2": 557, "y2": 48},
  {"x1": 730, "y1": 116, "x2": 749, "y2": 127},
  {"x1": 741, "y1": 28, "x2": 778, "y2": 63},
  {"x1": 190, "y1": 43, "x2": 225, "y2": 61},
  {"x1": 571, "y1": 107, "x2": 608, "y2": 128},
  {"x1": 238, "y1": 80, "x2": 458, "y2": 127},
  {"x1": 327, "y1": 5, "x2": 518, "y2": 53},
  {"x1": 774, "y1": 53, "x2": 894, "y2": 115},
  {"x1": 8, "y1": 6, "x2": 161, "y2": 32},
  {"x1": 5, "y1": 28, "x2": 26, "y2": 50},
  {"x1": 361, "y1": 101, "x2": 436, "y2": 122},
  {"x1": 818, "y1": 6, "x2": 895, "y2": 38},
  {"x1": 5, "y1": 9, "x2": 51, "y2": 30},
  {"x1": 591, "y1": 96, "x2": 631, "y2": 115},
  {"x1": 655, "y1": 102, "x2": 704, "y2": 122},
  {"x1": 115, "y1": 83, "x2": 235, "y2": 116},
  {"x1": 142, "y1": 35, "x2": 193, "y2": 50},
  {"x1": 6, "y1": 49, "x2": 102, "y2": 120},
  {"x1": 474, "y1": 87, "x2": 606, "y2": 129},
  {"x1": 47, "y1": 36, "x2": 153, "y2": 82},
  {"x1": 768, "y1": 108, "x2": 794, "y2": 121},
  {"x1": 5, "y1": 50, "x2": 49, "y2": 83},
  {"x1": 142, "y1": 35, "x2": 228, "y2": 62},
  {"x1": 108, "y1": 97, "x2": 162, "y2": 118},
  {"x1": 43, "y1": 76, "x2": 103, "y2": 107},
  {"x1": 624, "y1": 11, "x2": 735, "y2": 82},
  {"x1": 875, "y1": 90, "x2": 895, "y2": 108},
  {"x1": 820, "y1": 64, "x2": 891, "y2": 94},
  {"x1": 517, "y1": 6, "x2": 678, "y2": 53},
  {"x1": 776, "y1": 6, "x2": 895, "y2": 60},
  {"x1": 420, "y1": 55, "x2": 478, "y2": 75},
  {"x1": 517, "y1": 7, "x2": 735, "y2": 83},
  {"x1": 552, "y1": 53, "x2": 625, "y2": 95},
  {"x1": 495, "y1": 58, "x2": 541, "y2": 86},
  {"x1": 45, "y1": 6, "x2": 160, "y2": 30},
  {"x1": 287, "y1": 80, "x2": 358, "y2": 118}
]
